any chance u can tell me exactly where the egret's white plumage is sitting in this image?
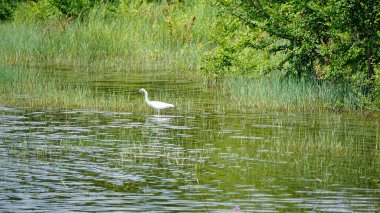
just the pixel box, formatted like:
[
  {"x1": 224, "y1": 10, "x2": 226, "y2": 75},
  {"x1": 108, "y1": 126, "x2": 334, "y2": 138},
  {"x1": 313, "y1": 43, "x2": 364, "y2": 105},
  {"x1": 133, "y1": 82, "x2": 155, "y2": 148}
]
[{"x1": 138, "y1": 88, "x2": 174, "y2": 115}]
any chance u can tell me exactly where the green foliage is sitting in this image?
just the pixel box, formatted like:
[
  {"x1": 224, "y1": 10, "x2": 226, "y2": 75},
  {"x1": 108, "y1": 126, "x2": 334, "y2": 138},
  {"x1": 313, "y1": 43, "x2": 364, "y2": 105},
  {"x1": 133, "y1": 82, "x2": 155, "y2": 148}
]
[
  {"x1": 0, "y1": 0, "x2": 18, "y2": 21},
  {"x1": 202, "y1": 0, "x2": 380, "y2": 108},
  {"x1": 14, "y1": 0, "x2": 62, "y2": 23},
  {"x1": 46, "y1": 0, "x2": 118, "y2": 19},
  {"x1": 13, "y1": 0, "x2": 119, "y2": 22},
  {"x1": 48, "y1": 0, "x2": 91, "y2": 18},
  {"x1": 201, "y1": 13, "x2": 286, "y2": 78}
]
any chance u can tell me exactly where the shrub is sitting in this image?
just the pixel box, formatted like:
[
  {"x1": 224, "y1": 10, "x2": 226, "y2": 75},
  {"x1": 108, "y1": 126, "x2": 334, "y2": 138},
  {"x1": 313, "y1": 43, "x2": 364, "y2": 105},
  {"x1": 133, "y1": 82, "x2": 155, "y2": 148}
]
[{"x1": 0, "y1": 0, "x2": 18, "y2": 21}]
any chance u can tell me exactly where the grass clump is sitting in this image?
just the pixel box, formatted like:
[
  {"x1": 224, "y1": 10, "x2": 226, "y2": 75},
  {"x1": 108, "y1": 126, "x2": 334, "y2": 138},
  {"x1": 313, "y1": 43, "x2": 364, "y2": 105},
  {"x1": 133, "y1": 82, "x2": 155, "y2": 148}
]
[
  {"x1": 222, "y1": 76, "x2": 358, "y2": 112},
  {"x1": 0, "y1": 0, "x2": 217, "y2": 71}
]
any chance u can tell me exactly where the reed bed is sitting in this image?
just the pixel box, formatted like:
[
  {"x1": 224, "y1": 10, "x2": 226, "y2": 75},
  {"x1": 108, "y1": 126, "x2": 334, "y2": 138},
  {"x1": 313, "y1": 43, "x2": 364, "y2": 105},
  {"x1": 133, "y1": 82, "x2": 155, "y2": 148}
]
[
  {"x1": 0, "y1": 1, "x2": 217, "y2": 71},
  {"x1": 222, "y1": 76, "x2": 359, "y2": 112}
]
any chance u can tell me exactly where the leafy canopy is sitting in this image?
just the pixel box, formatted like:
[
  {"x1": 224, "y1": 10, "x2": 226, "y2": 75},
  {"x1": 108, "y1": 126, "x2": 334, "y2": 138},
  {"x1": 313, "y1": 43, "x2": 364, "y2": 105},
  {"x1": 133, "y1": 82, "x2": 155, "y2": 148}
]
[{"x1": 202, "y1": 0, "x2": 380, "y2": 107}]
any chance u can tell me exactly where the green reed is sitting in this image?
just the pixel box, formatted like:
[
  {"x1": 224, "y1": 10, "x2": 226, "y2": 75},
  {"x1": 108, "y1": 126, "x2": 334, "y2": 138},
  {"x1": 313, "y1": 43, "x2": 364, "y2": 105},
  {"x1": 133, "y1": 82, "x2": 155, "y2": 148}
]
[
  {"x1": 222, "y1": 76, "x2": 359, "y2": 112},
  {"x1": 0, "y1": 1, "x2": 217, "y2": 71}
]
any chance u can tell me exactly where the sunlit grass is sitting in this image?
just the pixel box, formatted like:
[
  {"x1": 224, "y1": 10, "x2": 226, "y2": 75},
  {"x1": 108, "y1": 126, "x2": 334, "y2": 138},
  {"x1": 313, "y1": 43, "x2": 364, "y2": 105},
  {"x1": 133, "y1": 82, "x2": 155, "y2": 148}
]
[
  {"x1": 222, "y1": 76, "x2": 359, "y2": 112},
  {"x1": 0, "y1": 1, "x2": 217, "y2": 71}
]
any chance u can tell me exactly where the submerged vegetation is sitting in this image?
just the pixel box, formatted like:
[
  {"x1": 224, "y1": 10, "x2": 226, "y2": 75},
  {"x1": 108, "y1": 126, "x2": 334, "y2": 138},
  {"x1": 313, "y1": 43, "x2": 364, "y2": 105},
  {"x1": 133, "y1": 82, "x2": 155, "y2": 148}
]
[{"x1": 0, "y1": 0, "x2": 379, "y2": 112}]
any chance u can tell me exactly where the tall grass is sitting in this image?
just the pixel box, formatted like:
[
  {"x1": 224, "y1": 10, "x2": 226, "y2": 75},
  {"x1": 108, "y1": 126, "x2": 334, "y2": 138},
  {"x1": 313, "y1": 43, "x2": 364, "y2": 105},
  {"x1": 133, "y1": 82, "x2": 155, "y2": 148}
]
[
  {"x1": 0, "y1": 1, "x2": 217, "y2": 71},
  {"x1": 222, "y1": 76, "x2": 359, "y2": 112}
]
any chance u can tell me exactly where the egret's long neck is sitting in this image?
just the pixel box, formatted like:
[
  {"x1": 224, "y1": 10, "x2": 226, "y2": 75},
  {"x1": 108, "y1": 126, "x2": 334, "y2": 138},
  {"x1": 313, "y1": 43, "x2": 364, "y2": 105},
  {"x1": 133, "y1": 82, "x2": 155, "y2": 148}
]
[{"x1": 143, "y1": 91, "x2": 150, "y2": 103}]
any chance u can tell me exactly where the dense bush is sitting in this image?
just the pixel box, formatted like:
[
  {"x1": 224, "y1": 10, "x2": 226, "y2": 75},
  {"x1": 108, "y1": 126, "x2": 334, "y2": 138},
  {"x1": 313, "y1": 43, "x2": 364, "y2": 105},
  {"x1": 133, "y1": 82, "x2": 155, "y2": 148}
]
[
  {"x1": 0, "y1": 0, "x2": 19, "y2": 21},
  {"x1": 202, "y1": 0, "x2": 380, "y2": 109}
]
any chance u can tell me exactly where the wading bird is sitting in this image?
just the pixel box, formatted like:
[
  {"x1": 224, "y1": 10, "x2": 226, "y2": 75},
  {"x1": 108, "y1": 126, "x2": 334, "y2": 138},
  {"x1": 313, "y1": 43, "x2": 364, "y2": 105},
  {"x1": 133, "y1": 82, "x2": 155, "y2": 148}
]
[{"x1": 138, "y1": 88, "x2": 174, "y2": 115}]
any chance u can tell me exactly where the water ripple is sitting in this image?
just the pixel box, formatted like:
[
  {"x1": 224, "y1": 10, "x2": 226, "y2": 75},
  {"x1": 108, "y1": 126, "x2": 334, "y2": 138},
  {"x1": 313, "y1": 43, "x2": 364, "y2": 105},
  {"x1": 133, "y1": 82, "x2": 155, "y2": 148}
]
[{"x1": 0, "y1": 107, "x2": 379, "y2": 212}]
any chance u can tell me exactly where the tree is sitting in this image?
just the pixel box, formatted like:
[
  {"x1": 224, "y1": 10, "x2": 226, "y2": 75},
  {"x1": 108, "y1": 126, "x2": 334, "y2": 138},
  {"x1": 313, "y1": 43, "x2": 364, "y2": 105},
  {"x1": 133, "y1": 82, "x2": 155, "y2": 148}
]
[
  {"x1": 327, "y1": 0, "x2": 380, "y2": 94},
  {"x1": 204, "y1": 0, "x2": 380, "y2": 101}
]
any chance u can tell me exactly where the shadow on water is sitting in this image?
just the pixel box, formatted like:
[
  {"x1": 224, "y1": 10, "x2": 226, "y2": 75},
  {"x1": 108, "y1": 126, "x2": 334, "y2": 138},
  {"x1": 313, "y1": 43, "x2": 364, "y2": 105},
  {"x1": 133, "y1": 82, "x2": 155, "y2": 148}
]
[{"x1": 0, "y1": 68, "x2": 379, "y2": 212}]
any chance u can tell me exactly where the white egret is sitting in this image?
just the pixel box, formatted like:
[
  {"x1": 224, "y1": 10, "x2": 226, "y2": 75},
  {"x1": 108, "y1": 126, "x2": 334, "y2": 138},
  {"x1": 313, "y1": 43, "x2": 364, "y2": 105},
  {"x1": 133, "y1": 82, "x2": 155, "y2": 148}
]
[{"x1": 138, "y1": 88, "x2": 175, "y2": 115}]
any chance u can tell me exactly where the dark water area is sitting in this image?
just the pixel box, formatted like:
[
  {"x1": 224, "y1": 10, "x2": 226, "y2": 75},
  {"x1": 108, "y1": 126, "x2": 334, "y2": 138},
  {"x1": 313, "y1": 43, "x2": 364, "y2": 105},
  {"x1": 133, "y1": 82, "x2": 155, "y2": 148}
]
[{"x1": 0, "y1": 68, "x2": 379, "y2": 212}]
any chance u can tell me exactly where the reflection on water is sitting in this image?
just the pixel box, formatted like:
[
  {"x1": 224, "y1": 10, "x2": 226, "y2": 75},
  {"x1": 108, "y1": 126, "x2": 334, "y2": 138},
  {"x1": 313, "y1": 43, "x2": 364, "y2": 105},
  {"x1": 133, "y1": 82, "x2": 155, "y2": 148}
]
[{"x1": 0, "y1": 104, "x2": 379, "y2": 212}]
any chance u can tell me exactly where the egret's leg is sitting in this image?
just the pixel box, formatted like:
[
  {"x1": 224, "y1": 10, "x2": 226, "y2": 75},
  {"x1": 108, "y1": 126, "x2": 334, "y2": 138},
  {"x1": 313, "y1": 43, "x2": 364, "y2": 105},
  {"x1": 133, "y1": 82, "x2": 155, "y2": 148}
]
[{"x1": 158, "y1": 109, "x2": 160, "y2": 115}]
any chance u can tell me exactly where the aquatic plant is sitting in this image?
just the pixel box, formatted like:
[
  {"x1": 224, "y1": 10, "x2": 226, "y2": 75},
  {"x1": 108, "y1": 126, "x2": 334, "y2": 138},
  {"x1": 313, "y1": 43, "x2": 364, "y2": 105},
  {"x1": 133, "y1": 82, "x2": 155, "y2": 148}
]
[{"x1": 221, "y1": 76, "x2": 359, "y2": 112}]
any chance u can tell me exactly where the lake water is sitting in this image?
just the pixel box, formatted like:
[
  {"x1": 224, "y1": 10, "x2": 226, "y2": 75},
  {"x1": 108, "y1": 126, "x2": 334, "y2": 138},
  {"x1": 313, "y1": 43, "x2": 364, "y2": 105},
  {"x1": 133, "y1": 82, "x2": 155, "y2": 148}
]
[{"x1": 0, "y1": 68, "x2": 379, "y2": 212}]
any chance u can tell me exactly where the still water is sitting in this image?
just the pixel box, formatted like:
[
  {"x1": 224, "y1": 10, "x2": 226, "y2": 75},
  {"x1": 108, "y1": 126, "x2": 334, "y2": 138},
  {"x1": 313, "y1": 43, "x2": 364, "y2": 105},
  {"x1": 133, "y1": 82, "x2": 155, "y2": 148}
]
[{"x1": 0, "y1": 69, "x2": 379, "y2": 212}]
